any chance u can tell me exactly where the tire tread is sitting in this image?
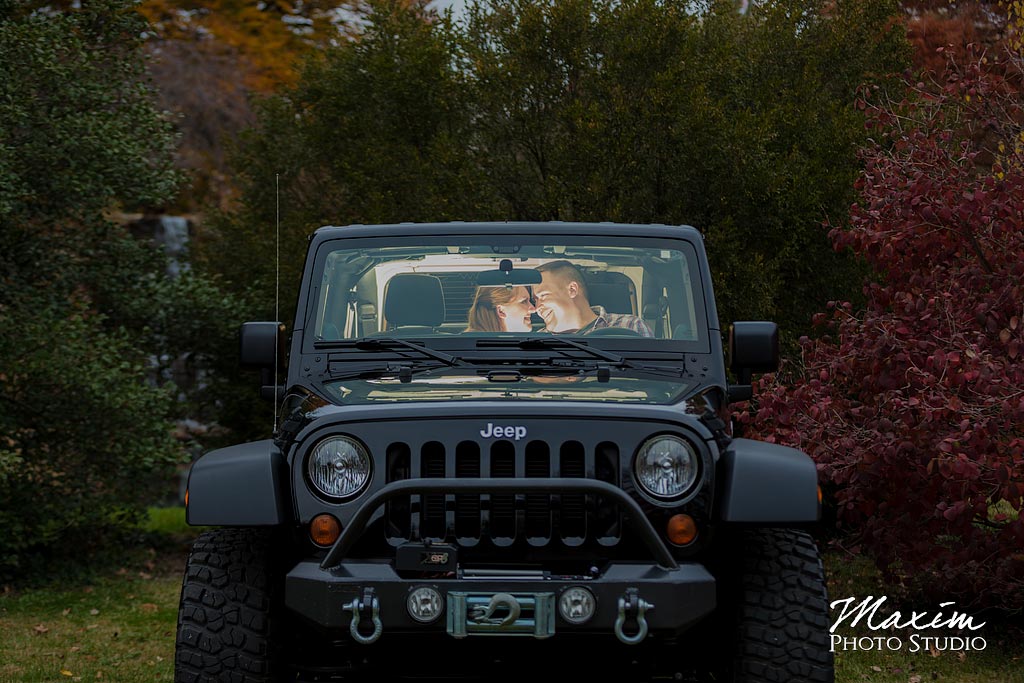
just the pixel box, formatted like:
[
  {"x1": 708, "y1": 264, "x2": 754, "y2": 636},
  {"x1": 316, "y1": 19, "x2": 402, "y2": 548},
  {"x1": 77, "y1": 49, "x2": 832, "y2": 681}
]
[
  {"x1": 732, "y1": 528, "x2": 833, "y2": 683},
  {"x1": 174, "y1": 528, "x2": 277, "y2": 683}
]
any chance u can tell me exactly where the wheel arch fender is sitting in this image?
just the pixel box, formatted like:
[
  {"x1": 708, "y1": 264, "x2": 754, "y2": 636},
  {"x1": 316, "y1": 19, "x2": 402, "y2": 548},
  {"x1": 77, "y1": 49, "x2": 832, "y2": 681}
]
[
  {"x1": 716, "y1": 438, "x2": 820, "y2": 523},
  {"x1": 185, "y1": 439, "x2": 290, "y2": 525}
]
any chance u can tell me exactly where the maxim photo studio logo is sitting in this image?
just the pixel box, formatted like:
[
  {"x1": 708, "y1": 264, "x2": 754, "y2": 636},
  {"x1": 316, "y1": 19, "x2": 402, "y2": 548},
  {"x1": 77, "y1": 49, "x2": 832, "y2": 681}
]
[{"x1": 830, "y1": 596, "x2": 987, "y2": 654}]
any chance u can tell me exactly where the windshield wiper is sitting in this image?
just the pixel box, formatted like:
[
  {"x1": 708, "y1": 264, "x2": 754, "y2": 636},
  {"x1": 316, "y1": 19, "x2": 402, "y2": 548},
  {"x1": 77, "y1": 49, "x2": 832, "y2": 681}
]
[
  {"x1": 315, "y1": 337, "x2": 468, "y2": 366},
  {"x1": 517, "y1": 336, "x2": 627, "y2": 364},
  {"x1": 323, "y1": 361, "x2": 444, "y2": 383}
]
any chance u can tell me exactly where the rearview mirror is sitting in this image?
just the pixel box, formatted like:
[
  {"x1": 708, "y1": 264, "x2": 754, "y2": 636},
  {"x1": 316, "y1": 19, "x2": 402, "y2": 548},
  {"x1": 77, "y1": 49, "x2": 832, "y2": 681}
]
[{"x1": 477, "y1": 259, "x2": 542, "y2": 286}]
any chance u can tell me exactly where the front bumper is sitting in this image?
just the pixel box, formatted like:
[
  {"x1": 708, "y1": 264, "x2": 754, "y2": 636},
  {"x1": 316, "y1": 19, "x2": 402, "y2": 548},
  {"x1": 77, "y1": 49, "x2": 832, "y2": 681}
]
[
  {"x1": 286, "y1": 559, "x2": 716, "y2": 638},
  {"x1": 287, "y1": 478, "x2": 716, "y2": 643}
]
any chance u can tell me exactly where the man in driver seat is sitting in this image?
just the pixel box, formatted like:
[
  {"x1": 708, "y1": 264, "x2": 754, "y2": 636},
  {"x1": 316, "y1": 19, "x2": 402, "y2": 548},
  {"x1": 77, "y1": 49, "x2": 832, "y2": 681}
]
[{"x1": 534, "y1": 260, "x2": 653, "y2": 337}]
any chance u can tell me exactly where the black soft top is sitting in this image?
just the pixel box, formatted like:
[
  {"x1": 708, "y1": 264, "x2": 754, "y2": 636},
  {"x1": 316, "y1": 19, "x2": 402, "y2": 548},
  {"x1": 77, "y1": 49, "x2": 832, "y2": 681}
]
[{"x1": 310, "y1": 221, "x2": 704, "y2": 247}]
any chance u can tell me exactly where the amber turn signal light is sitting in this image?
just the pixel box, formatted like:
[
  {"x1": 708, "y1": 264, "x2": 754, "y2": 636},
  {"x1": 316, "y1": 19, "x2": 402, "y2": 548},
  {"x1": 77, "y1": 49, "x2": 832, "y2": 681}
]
[
  {"x1": 310, "y1": 514, "x2": 342, "y2": 547},
  {"x1": 666, "y1": 513, "x2": 698, "y2": 546}
]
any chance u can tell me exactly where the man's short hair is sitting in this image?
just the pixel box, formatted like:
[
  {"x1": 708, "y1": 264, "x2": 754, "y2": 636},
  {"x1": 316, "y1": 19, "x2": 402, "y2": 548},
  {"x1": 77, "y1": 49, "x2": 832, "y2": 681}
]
[{"x1": 536, "y1": 260, "x2": 589, "y2": 300}]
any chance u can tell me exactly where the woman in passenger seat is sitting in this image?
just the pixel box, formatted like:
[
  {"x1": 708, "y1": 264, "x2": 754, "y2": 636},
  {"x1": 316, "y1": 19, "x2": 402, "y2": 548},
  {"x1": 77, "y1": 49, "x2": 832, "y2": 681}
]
[{"x1": 466, "y1": 286, "x2": 536, "y2": 333}]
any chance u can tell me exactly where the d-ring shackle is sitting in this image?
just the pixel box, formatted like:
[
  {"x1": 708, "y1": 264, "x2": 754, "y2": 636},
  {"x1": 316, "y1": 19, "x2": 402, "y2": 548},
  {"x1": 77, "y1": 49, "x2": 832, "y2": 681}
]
[
  {"x1": 345, "y1": 593, "x2": 383, "y2": 645},
  {"x1": 614, "y1": 590, "x2": 654, "y2": 645}
]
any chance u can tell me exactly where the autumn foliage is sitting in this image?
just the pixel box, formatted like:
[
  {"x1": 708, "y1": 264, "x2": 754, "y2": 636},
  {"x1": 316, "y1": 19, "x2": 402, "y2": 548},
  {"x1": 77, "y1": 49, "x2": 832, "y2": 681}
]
[{"x1": 742, "y1": 52, "x2": 1024, "y2": 609}]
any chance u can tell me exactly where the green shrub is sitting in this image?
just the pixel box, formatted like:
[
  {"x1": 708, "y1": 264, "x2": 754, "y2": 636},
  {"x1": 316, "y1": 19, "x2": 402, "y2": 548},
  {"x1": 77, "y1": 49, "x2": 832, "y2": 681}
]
[{"x1": 0, "y1": 1, "x2": 221, "y2": 579}]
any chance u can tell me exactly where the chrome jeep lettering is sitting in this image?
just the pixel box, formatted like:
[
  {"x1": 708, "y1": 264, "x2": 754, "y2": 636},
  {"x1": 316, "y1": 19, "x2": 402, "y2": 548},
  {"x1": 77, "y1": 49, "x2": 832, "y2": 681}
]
[{"x1": 479, "y1": 423, "x2": 527, "y2": 440}]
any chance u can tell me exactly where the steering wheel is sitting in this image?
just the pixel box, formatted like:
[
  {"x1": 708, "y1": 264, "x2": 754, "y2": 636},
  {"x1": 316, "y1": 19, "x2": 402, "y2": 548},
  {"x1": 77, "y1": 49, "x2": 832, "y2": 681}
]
[{"x1": 586, "y1": 327, "x2": 642, "y2": 337}]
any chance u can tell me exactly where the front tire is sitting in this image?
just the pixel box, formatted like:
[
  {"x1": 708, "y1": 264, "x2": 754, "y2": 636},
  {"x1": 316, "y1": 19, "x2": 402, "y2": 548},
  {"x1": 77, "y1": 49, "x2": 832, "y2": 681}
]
[
  {"x1": 729, "y1": 528, "x2": 833, "y2": 682},
  {"x1": 174, "y1": 528, "x2": 282, "y2": 683}
]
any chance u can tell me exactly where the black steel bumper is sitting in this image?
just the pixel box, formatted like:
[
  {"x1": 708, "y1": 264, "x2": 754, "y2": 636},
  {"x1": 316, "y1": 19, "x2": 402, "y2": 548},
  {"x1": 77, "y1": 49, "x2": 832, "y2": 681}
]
[
  {"x1": 286, "y1": 559, "x2": 715, "y2": 635},
  {"x1": 286, "y1": 478, "x2": 716, "y2": 642}
]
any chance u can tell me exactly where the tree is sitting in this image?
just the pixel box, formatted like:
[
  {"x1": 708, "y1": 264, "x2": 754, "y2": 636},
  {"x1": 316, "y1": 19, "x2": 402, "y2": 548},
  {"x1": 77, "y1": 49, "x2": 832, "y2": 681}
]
[
  {"x1": 208, "y1": 0, "x2": 909, "y2": 339},
  {"x1": 139, "y1": 0, "x2": 358, "y2": 90},
  {"x1": 462, "y1": 0, "x2": 910, "y2": 331},
  {"x1": 198, "y1": 0, "x2": 477, "y2": 317},
  {"x1": 136, "y1": 1, "x2": 427, "y2": 211},
  {"x1": 0, "y1": 0, "x2": 234, "y2": 579},
  {"x1": 742, "y1": 52, "x2": 1024, "y2": 610}
]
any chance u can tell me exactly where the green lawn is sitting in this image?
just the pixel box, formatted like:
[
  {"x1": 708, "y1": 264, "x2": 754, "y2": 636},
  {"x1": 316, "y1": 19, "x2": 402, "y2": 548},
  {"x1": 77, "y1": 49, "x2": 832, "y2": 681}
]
[
  {"x1": 825, "y1": 551, "x2": 1024, "y2": 683},
  {"x1": 0, "y1": 563, "x2": 180, "y2": 682},
  {"x1": 1, "y1": 512, "x2": 1021, "y2": 682},
  {"x1": 0, "y1": 508, "x2": 189, "y2": 683}
]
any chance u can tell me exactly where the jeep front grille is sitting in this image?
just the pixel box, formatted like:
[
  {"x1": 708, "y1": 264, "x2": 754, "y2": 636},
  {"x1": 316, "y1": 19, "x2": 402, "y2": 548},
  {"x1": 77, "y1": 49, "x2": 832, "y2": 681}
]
[{"x1": 384, "y1": 439, "x2": 621, "y2": 547}]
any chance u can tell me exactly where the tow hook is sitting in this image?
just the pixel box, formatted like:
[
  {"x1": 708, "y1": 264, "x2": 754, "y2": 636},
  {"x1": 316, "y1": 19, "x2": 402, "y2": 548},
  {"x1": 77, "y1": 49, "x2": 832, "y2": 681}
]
[
  {"x1": 345, "y1": 587, "x2": 383, "y2": 644},
  {"x1": 614, "y1": 588, "x2": 653, "y2": 645}
]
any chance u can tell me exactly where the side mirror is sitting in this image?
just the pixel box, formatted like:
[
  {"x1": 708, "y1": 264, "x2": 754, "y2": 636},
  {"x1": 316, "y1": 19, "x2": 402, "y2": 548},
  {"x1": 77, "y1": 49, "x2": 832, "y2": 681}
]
[
  {"x1": 727, "y1": 321, "x2": 779, "y2": 402},
  {"x1": 240, "y1": 322, "x2": 286, "y2": 401},
  {"x1": 240, "y1": 321, "x2": 285, "y2": 368}
]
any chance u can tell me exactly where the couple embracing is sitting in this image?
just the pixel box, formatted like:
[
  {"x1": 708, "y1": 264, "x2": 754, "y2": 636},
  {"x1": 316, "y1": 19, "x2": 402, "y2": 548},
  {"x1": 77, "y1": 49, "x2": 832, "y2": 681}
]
[{"x1": 466, "y1": 260, "x2": 652, "y2": 337}]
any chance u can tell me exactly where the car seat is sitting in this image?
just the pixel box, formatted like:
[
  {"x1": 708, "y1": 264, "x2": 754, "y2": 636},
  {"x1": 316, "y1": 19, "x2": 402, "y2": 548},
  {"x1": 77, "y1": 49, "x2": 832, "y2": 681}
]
[
  {"x1": 586, "y1": 272, "x2": 635, "y2": 314},
  {"x1": 382, "y1": 273, "x2": 446, "y2": 336}
]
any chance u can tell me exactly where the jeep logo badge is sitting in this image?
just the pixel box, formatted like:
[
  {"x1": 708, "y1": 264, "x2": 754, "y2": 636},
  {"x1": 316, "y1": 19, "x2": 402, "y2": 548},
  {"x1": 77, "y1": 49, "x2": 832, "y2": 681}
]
[{"x1": 479, "y1": 423, "x2": 527, "y2": 441}]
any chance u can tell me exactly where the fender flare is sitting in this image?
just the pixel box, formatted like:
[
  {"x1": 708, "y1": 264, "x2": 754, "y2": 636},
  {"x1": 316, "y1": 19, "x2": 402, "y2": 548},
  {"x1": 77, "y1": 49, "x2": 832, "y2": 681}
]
[
  {"x1": 716, "y1": 438, "x2": 819, "y2": 523},
  {"x1": 185, "y1": 440, "x2": 289, "y2": 525}
]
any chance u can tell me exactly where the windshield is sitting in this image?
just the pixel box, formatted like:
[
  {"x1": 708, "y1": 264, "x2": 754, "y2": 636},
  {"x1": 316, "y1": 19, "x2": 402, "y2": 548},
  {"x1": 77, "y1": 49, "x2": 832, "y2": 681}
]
[{"x1": 308, "y1": 235, "x2": 706, "y2": 346}]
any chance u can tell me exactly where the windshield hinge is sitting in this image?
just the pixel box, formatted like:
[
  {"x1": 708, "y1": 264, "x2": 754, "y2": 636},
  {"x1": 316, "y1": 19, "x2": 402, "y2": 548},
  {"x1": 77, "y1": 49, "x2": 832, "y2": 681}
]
[{"x1": 486, "y1": 370, "x2": 521, "y2": 382}]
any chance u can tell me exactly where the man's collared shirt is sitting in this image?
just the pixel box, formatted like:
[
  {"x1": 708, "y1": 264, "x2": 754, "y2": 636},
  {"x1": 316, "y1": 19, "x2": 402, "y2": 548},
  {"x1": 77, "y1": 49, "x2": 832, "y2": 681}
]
[{"x1": 551, "y1": 306, "x2": 654, "y2": 337}]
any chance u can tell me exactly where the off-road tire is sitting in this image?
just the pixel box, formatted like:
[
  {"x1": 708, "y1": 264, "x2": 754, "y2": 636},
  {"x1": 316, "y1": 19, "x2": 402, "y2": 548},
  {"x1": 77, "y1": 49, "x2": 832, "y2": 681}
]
[
  {"x1": 729, "y1": 527, "x2": 833, "y2": 683},
  {"x1": 174, "y1": 528, "x2": 281, "y2": 683}
]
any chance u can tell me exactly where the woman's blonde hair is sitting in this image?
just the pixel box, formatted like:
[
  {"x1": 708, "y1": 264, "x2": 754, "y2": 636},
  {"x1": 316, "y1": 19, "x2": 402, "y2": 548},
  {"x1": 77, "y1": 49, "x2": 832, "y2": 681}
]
[{"x1": 466, "y1": 286, "x2": 525, "y2": 332}]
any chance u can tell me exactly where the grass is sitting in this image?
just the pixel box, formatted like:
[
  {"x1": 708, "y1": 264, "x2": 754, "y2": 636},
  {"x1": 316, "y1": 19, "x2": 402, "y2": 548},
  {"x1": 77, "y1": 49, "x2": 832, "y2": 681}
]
[
  {"x1": 143, "y1": 506, "x2": 194, "y2": 537},
  {"x1": 824, "y1": 550, "x2": 1024, "y2": 683},
  {"x1": 0, "y1": 555, "x2": 181, "y2": 682},
  {"x1": 0, "y1": 508, "x2": 193, "y2": 683},
  {"x1": 1, "y1": 510, "x2": 1022, "y2": 682}
]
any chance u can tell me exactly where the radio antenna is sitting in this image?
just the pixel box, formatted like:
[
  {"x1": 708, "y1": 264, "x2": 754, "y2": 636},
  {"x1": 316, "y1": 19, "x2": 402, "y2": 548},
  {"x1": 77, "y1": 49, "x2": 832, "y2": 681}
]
[{"x1": 273, "y1": 172, "x2": 281, "y2": 435}]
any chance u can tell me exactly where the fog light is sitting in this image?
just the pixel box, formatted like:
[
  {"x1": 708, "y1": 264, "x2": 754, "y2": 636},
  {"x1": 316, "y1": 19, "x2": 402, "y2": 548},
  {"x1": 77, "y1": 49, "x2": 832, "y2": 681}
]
[
  {"x1": 558, "y1": 587, "x2": 596, "y2": 625},
  {"x1": 309, "y1": 514, "x2": 341, "y2": 547},
  {"x1": 407, "y1": 587, "x2": 443, "y2": 623}
]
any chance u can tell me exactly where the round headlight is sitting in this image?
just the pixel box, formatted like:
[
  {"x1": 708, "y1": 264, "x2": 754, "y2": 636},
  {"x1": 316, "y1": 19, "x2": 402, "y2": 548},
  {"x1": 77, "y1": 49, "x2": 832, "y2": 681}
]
[
  {"x1": 634, "y1": 435, "x2": 698, "y2": 500},
  {"x1": 307, "y1": 436, "x2": 372, "y2": 499}
]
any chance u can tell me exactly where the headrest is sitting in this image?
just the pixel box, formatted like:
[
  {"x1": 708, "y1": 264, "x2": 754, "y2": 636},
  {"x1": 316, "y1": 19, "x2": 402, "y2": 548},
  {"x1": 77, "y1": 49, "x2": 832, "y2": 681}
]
[
  {"x1": 384, "y1": 274, "x2": 446, "y2": 328},
  {"x1": 587, "y1": 282, "x2": 634, "y2": 315}
]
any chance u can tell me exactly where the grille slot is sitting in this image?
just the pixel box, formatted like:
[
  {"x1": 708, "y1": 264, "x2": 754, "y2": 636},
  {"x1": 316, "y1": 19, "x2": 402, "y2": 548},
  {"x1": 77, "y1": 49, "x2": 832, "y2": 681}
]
[
  {"x1": 455, "y1": 441, "x2": 481, "y2": 540},
  {"x1": 489, "y1": 441, "x2": 516, "y2": 541},
  {"x1": 594, "y1": 441, "x2": 621, "y2": 541},
  {"x1": 524, "y1": 442, "x2": 551, "y2": 542},
  {"x1": 559, "y1": 442, "x2": 587, "y2": 543},
  {"x1": 385, "y1": 443, "x2": 411, "y2": 539},
  {"x1": 421, "y1": 442, "x2": 446, "y2": 539}
]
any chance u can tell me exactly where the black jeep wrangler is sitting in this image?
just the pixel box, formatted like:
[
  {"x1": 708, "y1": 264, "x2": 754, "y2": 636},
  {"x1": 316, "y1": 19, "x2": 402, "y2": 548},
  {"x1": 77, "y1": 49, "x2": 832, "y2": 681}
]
[{"x1": 175, "y1": 222, "x2": 831, "y2": 682}]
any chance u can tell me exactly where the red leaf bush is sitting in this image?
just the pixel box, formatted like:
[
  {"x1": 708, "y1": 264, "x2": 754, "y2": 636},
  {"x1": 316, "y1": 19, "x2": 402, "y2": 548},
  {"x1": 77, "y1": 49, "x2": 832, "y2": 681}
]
[{"x1": 741, "y1": 53, "x2": 1024, "y2": 610}]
